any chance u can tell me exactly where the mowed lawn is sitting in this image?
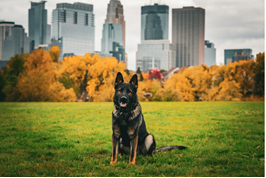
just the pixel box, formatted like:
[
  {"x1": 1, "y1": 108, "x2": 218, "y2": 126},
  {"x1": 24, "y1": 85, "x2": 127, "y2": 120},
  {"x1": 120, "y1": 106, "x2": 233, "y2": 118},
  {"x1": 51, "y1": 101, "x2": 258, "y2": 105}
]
[{"x1": 0, "y1": 102, "x2": 264, "y2": 177}]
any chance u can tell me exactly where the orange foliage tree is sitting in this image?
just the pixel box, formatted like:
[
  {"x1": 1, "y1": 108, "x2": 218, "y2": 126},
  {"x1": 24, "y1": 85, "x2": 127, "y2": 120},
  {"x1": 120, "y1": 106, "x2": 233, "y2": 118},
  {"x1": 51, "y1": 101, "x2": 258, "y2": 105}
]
[{"x1": 17, "y1": 49, "x2": 76, "y2": 101}]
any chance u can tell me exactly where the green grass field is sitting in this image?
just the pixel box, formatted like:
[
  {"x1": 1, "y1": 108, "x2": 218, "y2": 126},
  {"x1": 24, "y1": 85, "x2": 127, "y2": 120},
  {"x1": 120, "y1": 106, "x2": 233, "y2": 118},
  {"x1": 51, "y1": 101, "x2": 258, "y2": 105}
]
[{"x1": 0, "y1": 102, "x2": 264, "y2": 176}]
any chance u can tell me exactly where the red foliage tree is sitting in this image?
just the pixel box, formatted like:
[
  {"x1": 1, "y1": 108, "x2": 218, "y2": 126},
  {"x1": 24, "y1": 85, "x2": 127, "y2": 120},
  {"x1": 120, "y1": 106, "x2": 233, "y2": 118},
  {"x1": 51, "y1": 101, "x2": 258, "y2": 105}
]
[{"x1": 149, "y1": 68, "x2": 162, "y2": 80}]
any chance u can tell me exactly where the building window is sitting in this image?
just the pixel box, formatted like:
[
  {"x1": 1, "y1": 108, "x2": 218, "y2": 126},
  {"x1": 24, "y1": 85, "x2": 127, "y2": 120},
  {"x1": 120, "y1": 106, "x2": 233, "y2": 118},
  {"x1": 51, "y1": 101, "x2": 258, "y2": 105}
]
[
  {"x1": 63, "y1": 10, "x2": 66, "y2": 22},
  {"x1": 116, "y1": 7, "x2": 119, "y2": 18},
  {"x1": 85, "y1": 14, "x2": 88, "y2": 26},
  {"x1": 74, "y1": 12, "x2": 77, "y2": 24}
]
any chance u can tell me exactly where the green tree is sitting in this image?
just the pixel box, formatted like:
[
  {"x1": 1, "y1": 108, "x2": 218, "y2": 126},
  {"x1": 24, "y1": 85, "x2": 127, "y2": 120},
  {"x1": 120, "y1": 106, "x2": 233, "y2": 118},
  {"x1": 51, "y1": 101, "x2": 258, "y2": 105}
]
[
  {"x1": 254, "y1": 52, "x2": 264, "y2": 95},
  {"x1": 0, "y1": 71, "x2": 6, "y2": 101},
  {"x1": 3, "y1": 54, "x2": 27, "y2": 101},
  {"x1": 136, "y1": 67, "x2": 143, "y2": 81}
]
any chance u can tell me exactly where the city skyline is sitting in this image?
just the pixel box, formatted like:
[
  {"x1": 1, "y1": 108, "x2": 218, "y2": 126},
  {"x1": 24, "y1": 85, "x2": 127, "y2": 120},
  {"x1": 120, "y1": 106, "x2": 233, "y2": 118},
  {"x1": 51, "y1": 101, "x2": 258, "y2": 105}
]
[{"x1": 0, "y1": 0, "x2": 264, "y2": 71}]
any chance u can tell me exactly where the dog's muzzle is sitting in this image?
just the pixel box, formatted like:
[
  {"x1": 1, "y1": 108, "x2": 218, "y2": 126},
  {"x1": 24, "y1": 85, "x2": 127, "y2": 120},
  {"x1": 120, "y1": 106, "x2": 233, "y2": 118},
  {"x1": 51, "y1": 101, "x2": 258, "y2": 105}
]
[{"x1": 120, "y1": 96, "x2": 128, "y2": 108}]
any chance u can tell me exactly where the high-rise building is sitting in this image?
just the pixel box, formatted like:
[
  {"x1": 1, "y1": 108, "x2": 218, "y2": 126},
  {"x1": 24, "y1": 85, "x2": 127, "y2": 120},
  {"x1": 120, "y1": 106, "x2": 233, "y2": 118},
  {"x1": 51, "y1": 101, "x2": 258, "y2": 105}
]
[
  {"x1": 0, "y1": 21, "x2": 14, "y2": 60},
  {"x1": 51, "y1": 2, "x2": 95, "y2": 59},
  {"x1": 141, "y1": 4, "x2": 169, "y2": 40},
  {"x1": 28, "y1": 1, "x2": 50, "y2": 47},
  {"x1": 105, "y1": 0, "x2": 125, "y2": 48},
  {"x1": 2, "y1": 25, "x2": 31, "y2": 61},
  {"x1": 136, "y1": 3, "x2": 175, "y2": 71},
  {"x1": 224, "y1": 49, "x2": 253, "y2": 65},
  {"x1": 101, "y1": 0, "x2": 126, "y2": 63},
  {"x1": 172, "y1": 7, "x2": 205, "y2": 68},
  {"x1": 204, "y1": 40, "x2": 216, "y2": 67}
]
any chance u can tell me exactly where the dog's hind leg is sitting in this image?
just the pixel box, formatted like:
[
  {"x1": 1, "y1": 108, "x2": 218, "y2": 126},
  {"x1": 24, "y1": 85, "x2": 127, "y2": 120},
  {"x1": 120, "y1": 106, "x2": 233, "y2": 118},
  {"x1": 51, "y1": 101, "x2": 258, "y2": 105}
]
[{"x1": 144, "y1": 134, "x2": 156, "y2": 155}]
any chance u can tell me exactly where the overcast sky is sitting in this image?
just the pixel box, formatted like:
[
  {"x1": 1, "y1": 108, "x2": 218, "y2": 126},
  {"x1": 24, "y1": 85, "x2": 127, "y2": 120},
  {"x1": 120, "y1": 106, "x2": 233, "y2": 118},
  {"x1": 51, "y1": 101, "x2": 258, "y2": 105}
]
[{"x1": 0, "y1": 0, "x2": 264, "y2": 71}]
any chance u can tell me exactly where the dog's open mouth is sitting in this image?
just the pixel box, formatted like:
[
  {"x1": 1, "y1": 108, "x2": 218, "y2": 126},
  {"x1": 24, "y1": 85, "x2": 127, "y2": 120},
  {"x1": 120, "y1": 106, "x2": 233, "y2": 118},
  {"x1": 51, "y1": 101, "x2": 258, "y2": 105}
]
[
  {"x1": 120, "y1": 97, "x2": 127, "y2": 107},
  {"x1": 120, "y1": 102, "x2": 127, "y2": 107}
]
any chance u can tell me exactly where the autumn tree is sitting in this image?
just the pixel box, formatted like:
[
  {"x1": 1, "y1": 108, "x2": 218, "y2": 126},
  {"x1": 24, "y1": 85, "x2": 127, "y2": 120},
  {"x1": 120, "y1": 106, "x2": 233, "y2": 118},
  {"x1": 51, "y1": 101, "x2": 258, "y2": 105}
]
[
  {"x1": 167, "y1": 71, "x2": 194, "y2": 101},
  {"x1": 86, "y1": 56, "x2": 132, "y2": 101},
  {"x1": 49, "y1": 46, "x2": 61, "y2": 63},
  {"x1": 149, "y1": 68, "x2": 162, "y2": 80},
  {"x1": 59, "y1": 53, "x2": 132, "y2": 101},
  {"x1": 154, "y1": 79, "x2": 183, "y2": 101},
  {"x1": 234, "y1": 60, "x2": 256, "y2": 97},
  {"x1": 18, "y1": 49, "x2": 76, "y2": 102},
  {"x1": 210, "y1": 63, "x2": 242, "y2": 101}
]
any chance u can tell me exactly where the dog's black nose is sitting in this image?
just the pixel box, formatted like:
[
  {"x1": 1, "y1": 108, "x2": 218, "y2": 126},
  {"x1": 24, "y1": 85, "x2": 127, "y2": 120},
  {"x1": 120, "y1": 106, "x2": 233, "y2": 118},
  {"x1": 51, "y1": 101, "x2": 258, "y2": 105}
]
[{"x1": 120, "y1": 96, "x2": 127, "y2": 103}]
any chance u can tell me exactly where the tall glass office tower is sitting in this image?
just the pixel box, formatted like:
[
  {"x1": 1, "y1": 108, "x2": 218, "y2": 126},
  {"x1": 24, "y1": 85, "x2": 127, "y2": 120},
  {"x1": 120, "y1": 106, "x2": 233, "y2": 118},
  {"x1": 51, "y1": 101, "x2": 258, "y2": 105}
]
[
  {"x1": 51, "y1": 2, "x2": 95, "y2": 59},
  {"x1": 0, "y1": 21, "x2": 14, "y2": 60},
  {"x1": 141, "y1": 4, "x2": 169, "y2": 40},
  {"x1": 28, "y1": 1, "x2": 50, "y2": 47},
  {"x1": 204, "y1": 40, "x2": 216, "y2": 67},
  {"x1": 136, "y1": 3, "x2": 175, "y2": 71},
  {"x1": 172, "y1": 7, "x2": 205, "y2": 68},
  {"x1": 101, "y1": 0, "x2": 126, "y2": 62},
  {"x1": 3, "y1": 25, "x2": 31, "y2": 61}
]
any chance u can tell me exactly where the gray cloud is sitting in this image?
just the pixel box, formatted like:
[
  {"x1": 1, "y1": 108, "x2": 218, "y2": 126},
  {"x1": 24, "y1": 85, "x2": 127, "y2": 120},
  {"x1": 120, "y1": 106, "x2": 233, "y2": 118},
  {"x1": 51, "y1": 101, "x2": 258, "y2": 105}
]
[{"x1": 0, "y1": 0, "x2": 264, "y2": 70}]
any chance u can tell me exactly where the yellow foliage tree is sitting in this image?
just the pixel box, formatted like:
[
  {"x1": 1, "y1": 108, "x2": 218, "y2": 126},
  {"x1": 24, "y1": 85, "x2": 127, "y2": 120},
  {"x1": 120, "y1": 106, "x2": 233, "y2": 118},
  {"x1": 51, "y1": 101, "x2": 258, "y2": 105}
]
[
  {"x1": 210, "y1": 63, "x2": 242, "y2": 101},
  {"x1": 182, "y1": 65, "x2": 212, "y2": 100},
  {"x1": 59, "y1": 53, "x2": 132, "y2": 101},
  {"x1": 164, "y1": 71, "x2": 194, "y2": 101},
  {"x1": 87, "y1": 56, "x2": 132, "y2": 101},
  {"x1": 49, "y1": 46, "x2": 61, "y2": 62},
  {"x1": 233, "y1": 60, "x2": 256, "y2": 97},
  {"x1": 215, "y1": 79, "x2": 242, "y2": 101}
]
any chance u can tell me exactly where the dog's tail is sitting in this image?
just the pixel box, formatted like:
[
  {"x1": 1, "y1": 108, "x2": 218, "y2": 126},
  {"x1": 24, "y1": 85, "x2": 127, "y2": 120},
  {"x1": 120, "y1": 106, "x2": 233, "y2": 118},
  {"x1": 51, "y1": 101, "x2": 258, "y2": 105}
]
[{"x1": 153, "y1": 145, "x2": 187, "y2": 153}]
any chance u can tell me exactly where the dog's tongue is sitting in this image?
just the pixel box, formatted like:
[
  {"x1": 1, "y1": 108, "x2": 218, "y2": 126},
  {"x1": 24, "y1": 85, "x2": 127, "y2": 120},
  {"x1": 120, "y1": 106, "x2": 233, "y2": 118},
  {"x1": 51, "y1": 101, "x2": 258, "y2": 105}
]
[{"x1": 120, "y1": 102, "x2": 127, "y2": 107}]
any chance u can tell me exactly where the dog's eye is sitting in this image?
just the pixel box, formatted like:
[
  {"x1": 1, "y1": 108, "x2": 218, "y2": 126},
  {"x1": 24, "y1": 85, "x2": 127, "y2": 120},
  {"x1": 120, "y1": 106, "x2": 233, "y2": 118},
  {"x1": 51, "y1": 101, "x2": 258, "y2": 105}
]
[
  {"x1": 127, "y1": 89, "x2": 132, "y2": 94},
  {"x1": 118, "y1": 88, "x2": 123, "y2": 93}
]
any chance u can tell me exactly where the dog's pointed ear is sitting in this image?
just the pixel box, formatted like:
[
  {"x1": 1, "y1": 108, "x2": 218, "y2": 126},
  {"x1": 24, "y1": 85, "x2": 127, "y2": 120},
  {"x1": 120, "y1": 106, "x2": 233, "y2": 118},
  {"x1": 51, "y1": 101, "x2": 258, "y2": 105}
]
[
  {"x1": 114, "y1": 72, "x2": 124, "y2": 89},
  {"x1": 130, "y1": 74, "x2": 138, "y2": 91}
]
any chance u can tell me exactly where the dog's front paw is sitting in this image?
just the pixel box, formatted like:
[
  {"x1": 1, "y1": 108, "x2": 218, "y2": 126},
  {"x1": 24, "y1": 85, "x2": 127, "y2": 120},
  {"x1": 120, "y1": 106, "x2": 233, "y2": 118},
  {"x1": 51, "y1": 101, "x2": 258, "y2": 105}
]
[
  {"x1": 129, "y1": 160, "x2": 136, "y2": 165},
  {"x1": 110, "y1": 159, "x2": 117, "y2": 166}
]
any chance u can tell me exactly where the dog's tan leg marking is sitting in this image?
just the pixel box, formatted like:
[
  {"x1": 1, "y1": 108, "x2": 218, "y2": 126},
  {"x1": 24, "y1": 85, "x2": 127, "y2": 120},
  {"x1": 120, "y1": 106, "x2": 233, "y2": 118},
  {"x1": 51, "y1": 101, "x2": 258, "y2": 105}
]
[
  {"x1": 129, "y1": 136, "x2": 138, "y2": 165},
  {"x1": 111, "y1": 126, "x2": 120, "y2": 166}
]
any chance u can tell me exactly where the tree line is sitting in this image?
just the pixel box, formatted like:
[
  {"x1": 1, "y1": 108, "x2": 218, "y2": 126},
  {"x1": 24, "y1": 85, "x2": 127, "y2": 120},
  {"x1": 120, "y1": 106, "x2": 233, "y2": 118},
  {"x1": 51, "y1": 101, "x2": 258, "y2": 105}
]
[{"x1": 0, "y1": 47, "x2": 264, "y2": 102}]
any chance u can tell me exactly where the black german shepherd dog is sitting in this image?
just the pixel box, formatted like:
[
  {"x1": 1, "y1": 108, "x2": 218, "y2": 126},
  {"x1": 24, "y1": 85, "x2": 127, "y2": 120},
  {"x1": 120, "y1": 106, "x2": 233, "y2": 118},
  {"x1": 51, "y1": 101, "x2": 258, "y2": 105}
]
[{"x1": 111, "y1": 72, "x2": 186, "y2": 165}]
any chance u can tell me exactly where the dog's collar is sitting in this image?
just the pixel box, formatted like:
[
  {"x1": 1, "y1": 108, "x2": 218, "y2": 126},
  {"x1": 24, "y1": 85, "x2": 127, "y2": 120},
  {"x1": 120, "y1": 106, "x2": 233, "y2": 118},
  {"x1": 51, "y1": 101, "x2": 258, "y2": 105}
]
[{"x1": 113, "y1": 103, "x2": 141, "y2": 121}]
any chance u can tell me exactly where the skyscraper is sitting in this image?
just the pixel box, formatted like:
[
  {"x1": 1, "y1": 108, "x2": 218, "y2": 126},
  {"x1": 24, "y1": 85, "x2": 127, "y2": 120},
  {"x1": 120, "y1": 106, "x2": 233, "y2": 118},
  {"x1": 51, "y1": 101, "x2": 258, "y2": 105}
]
[
  {"x1": 0, "y1": 21, "x2": 14, "y2": 60},
  {"x1": 51, "y1": 2, "x2": 95, "y2": 59},
  {"x1": 224, "y1": 49, "x2": 253, "y2": 65},
  {"x1": 2, "y1": 25, "x2": 31, "y2": 61},
  {"x1": 204, "y1": 40, "x2": 216, "y2": 67},
  {"x1": 136, "y1": 3, "x2": 175, "y2": 71},
  {"x1": 141, "y1": 4, "x2": 169, "y2": 40},
  {"x1": 172, "y1": 7, "x2": 205, "y2": 67},
  {"x1": 28, "y1": 1, "x2": 50, "y2": 47},
  {"x1": 105, "y1": 0, "x2": 125, "y2": 48},
  {"x1": 101, "y1": 0, "x2": 126, "y2": 63}
]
